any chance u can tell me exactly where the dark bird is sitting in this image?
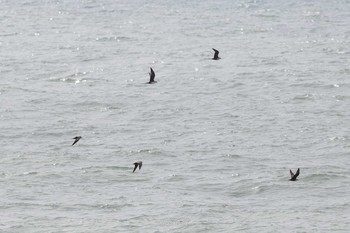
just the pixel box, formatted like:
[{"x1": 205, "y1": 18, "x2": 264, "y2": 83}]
[
  {"x1": 148, "y1": 67, "x2": 156, "y2": 84},
  {"x1": 289, "y1": 168, "x2": 300, "y2": 181},
  {"x1": 72, "y1": 136, "x2": 82, "y2": 146},
  {"x1": 133, "y1": 161, "x2": 142, "y2": 173},
  {"x1": 212, "y1": 48, "x2": 221, "y2": 60}
]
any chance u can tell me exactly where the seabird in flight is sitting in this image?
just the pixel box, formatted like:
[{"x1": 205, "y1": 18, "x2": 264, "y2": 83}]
[
  {"x1": 148, "y1": 68, "x2": 156, "y2": 84},
  {"x1": 133, "y1": 161, "x2": 142, "y2": 173},
  {"x1": 72, "y1": 136, "x2": 82, "y2": 146},
  {"x1": 289, "y1": 168, "x2": 300, "y2": 181},
  {"x1": 212, "y1": 48, "x2": 221, "y2": 60}
]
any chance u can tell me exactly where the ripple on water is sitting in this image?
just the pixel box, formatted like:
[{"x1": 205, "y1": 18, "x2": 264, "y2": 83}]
[{"x1": 1, "y1": 0, "x2": 350, "y2": 232}]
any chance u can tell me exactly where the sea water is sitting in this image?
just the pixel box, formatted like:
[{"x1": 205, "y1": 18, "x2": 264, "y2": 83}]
[{"x1": 1, "y1": 0, "x2": 350, "y2": 232}]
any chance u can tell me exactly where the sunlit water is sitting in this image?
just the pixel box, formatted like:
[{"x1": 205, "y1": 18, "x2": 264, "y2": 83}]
[{"x1": 1, "y1": 0, "x2": 350, "y2": 232}]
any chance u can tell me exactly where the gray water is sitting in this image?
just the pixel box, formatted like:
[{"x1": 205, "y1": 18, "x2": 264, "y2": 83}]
[{"x1": 1, "y1": 0, "x2": 350, "y2": 232}]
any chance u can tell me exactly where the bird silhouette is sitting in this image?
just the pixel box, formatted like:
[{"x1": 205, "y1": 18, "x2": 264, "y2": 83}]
[
  {"x1": 148, "y1": 68, "x2": 156, "y2": 84},
  {"x1": 72, "y1": 136, "x2": 82, "y2": 146},
  {"x1": 133, "y1": 161, "x2": 142, "y2": 173},
  {"x1": 289, "y1": 168, "x2": 300, "y2": 181},
  {"x1": 212, "y1": 48, "x2": 221, "y2": 60}
]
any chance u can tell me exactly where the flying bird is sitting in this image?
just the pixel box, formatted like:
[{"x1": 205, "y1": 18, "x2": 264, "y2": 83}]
[
  {"x1": 212, "y1": 48, "x2": 221, "y2": 60},
  {"x1": 133, "y1": 161, "x2": 142, "y2": 173},
  {"x1": 72, "y1": 136, "x2": 82, "y2": 146},
  {"x1": 289, "y1": 168, "x2": 300, "y2": 181},
  {"x1": 148, "y1": 67, "x2": 156, "y2": 84}
]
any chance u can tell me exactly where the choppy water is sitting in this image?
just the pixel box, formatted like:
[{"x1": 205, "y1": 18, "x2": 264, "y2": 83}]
[{"x1": 1, "y1": 0, "x2": 350, "y2": 232}]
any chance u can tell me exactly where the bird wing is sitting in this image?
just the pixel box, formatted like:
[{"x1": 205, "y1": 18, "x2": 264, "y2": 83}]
[
  {"x1": 149, "y1": 68, "x2": 155, "y2": 82},
  {"x1": 290, "y1": 169, "x2": 294, "y2": 178},
  {"x1": 72, "y1": 139, "x2": 79, "y2": 146},
  {"x1": 290, "y1": 168, "x2": 300, "y2": 180},
  {"x1": 294, "y1": 168, "x2": 300, "y2": 179},
  {"x1": 139, "y1": 162, "x2": 142, "y2": 170},
  {"x1": 133, "y1": 163, "x2": 138, "y2": 173}
]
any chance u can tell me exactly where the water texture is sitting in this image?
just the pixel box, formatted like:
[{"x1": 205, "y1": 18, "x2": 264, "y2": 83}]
[{"x1": 1, "y1": 0, "x2": 350, "y2": 232}]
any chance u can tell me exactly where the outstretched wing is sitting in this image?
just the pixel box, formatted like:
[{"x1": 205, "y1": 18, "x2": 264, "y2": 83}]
[
  {"x1": 290, "y1": 169, "x2": 294, "y2": 178},
  {"x1": 139, "y1": 162, "x2": 142, "y2": 170},
  {"x1": 149, "y1": 68, "x2": 155, "y2": 83},
  {"x1": 294, "y1": 168, "x2": 300, "y2": 179},
  {"x1": 133, "y1": 163, "x2": 138, "y2": 173}
]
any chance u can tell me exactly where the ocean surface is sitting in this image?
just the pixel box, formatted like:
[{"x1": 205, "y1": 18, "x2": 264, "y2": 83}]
[{"x1": 1, "y1": 0, "x2": 350, "y2": 232}]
